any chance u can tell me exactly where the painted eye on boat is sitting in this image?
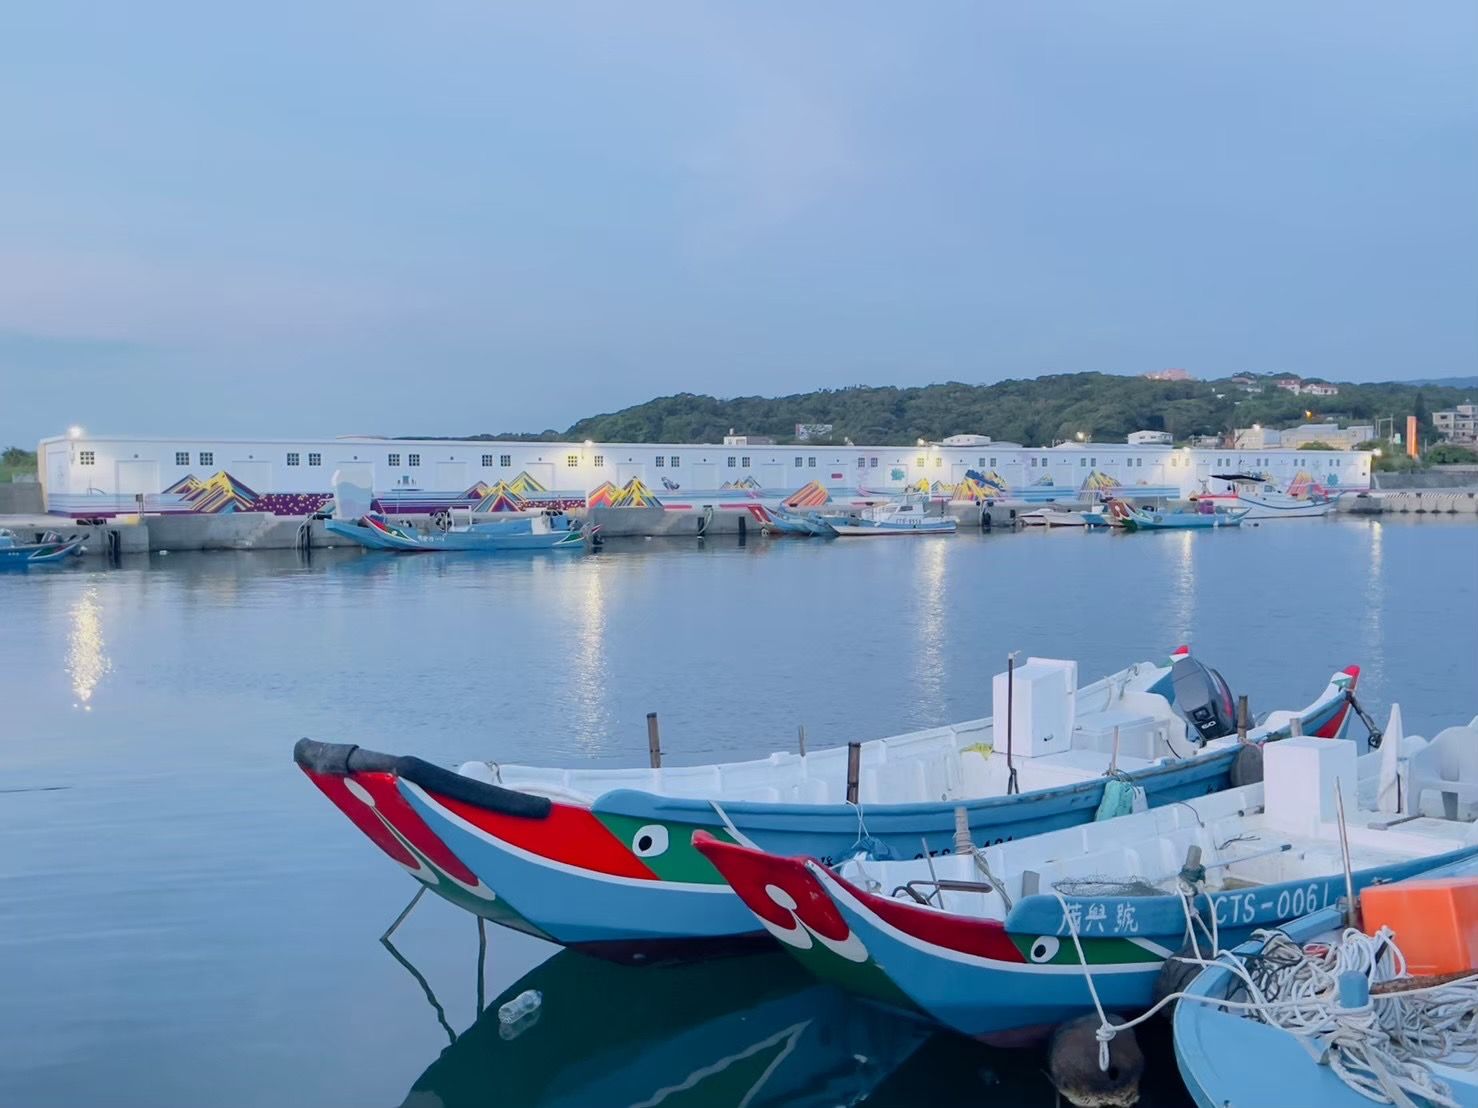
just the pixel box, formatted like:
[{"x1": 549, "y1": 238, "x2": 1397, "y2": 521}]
[
  {"x1": 631, "y1": 824, "x2": 669, "y2": 858},
  {"x1": 1029, "y1": 936, "x2": 1060, "y2": 963}
]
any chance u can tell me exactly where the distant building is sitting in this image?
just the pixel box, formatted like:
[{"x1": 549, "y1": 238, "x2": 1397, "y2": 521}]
[
  {"x1": 794, "y1": 423, "x2": 834, "y2": 442},
  {"x1": 1236, "y1": 422, "x2": 1373, "y2": 450},
  {"x1": 1303, "y1": 382, "x2": 1340, "y2": 397},
  {"x1": 1128, "y1": 430, "x2": 1173, "y2": 446},
  {"x1": 1143, "y1": 368, "x2": 1193, "y2": 382},
  {"x1": 721, "y1": 433, "x2": 776, "y2": 447},
  {"x1": 1229, "y1": 373, "x2": 1257, "y2": 385},
  {"x1": 1434, "y1": 404, "x2": 1477, "y2": 445},
  {"x1": 1275, "y1": 377, "x2": 1303, "y2": 393}
]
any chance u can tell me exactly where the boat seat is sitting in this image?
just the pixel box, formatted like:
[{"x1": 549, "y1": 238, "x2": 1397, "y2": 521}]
[
  {"x1": 1073, "y1": 708, "x2": 1163, "y2": 761},
  {"x1": 1408, "y1": 726, "x2": 1478, "y2": 820}
]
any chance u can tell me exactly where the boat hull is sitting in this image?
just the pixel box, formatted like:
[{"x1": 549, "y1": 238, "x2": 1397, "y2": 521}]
[
  {"x1": 324, "y1": 516, "x2": 586, "y2": 552},
  {"x1": 293, "y1": 672, "x2": 1357, "y2": 962},
  {"x1": 696, "y1": 836, "x2": 1478, "y2": 1042},
  {"x1": 1198, "y1": 494, "x2": 1335, "y2": 520}
]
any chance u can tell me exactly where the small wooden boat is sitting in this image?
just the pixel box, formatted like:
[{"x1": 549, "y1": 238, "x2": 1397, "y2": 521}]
[
  {"x1": 402, "y1": 947, "x2": 929, "y2": 1108},
  {"x1": 1121, "y1": 504, "x2": 1248, "y2": 531},
  {"x1": 0, "y1": 527, "x2": 85, "y2": 568},
  {"x1": 761, "y1": 504, "x2": 835, "y2": 537},
  {"x1": 819, "y1": 499, "x2": 956, "y2": 536},
  {"x1": 325, "y1": 511, "x2": 591, "y2": 553},
  {"x1": 696, "y1": 733, "x2": 1478, "y2": 1044},
  {"x1": 1174, "y1": 850, "x2": 1478, "y2": 1107},
  {"x1": 295, "y1": 650, "x2": 1364, "y2": 963}
]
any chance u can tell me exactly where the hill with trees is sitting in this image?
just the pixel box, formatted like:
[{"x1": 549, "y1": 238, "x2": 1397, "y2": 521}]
[{"x1": 459, "y1": 373, "x2": 1472, "y2": 447}]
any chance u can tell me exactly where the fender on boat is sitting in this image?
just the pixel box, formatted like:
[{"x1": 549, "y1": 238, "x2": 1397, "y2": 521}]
[{"x1": 292, "y1": 738, "x2": 552, "y2": 819}]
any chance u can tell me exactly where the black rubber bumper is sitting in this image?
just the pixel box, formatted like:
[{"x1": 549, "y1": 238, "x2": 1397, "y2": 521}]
[{"x1": 293, "y1": 738, "x2": 552, "y2": 819}]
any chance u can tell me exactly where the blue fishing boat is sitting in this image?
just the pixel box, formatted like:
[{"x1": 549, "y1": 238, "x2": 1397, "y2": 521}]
[
  {"x1": 1120, "y1": 503, "x2": 1248, "y2": 531},
  {"x1": 761, "y1": 504, "x2": 835, "y2": 537},
  {"x1": 1174, "y1": 852, "x2": 1478, "y2": 1108},
  {"x1": 296, "y1": 650, "x2": 1366, "y2": 963},
  {"x1": 697, "y1": 735, "x2": 1478, "y2": 1044},
  {"x1": 325, "y1": 511, "x2": 591, "y2": 553},
  {"x1": 0, "y1": 527, "x2": 85, "y2": 568},
  {"x1": 818, "y1": 498, "x2": 956, "y2": 535}
]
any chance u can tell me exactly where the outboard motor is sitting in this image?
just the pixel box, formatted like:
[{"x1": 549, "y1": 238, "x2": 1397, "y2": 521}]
[{"x1": 1169, "y1": 653, "x2": 1237, "y2": 744}]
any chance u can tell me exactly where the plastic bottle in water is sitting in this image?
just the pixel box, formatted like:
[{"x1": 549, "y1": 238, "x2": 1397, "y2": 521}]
[{"x1": 498, "y1": 989, "x2": 542, "y2": 1025}]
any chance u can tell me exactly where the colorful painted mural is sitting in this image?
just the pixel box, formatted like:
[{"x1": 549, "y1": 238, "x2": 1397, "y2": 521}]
[
  {"x1": 953, "y1": 470, "x2": 1009, "y2": 501},
  {"x1": 720, "y1": 476, "x2": 762, "y2": 490},
  {"x1": 163, "y1": 472, "x2": 262, "y2": 513},
  {"x1": 1081, "y1": 470, "x2": 1121, "y2": 492},
  {"x1": 473, "y1": 484, "x2": 527, "y2": 512},
  {"x1": 587, "y1": 478, "x2": 663, "y2": 509},
  {"x1": 784, "y1": 480, "x2": 831, "y2": 508},
  {"x1": 1287, "y1": 470, "x2": 1333, "y2": 496}
]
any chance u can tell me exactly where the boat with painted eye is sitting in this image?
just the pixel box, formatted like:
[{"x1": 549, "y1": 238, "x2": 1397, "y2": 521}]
[
  {"x1": 817, "y1": 499, "x2": 957, "y2": 536},
  {"x1": 694, "y1": 730, "x2": 1478, "y2": 1045},
  {"x1": 0, "y1": 527, "x2": 85, "y2": 568},
  {"x1": 399, "y1": 948, "x2": 930, "y2": 1108},
  {"x1": 1173, "y1": 844, "x2": 1478, "y2": 1108},
  {"x1": 294, "y1": 648, "x2": 1367, "y2": 964},
  {"x1": 1194, "y1": 473, "x2": 1338, "y2": 520},
  {"x1": 760, "y1": 504, "x2": 835, "y2": 537},
  {"x1": 1120, "y1": 503, "x2": 1248, "y2": 531}
]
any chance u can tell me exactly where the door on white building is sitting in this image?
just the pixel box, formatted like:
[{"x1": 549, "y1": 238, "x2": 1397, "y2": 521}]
[
  {"x1": 230, "y1": 461, "x2": 272, "y2": 493},
  {"x1": 522, "y1": 462, "x2": 557, "y2": 492},
  {"x1": 689, "y1": 463, "x2": 718, "y2": 492},
  {"x1": 616, "y1": 463, "x2": 644, "y2": 486},
  {"x1": 435, "y1": 461, "x2": 468, "y2": 492},
  {"x1": 115, "y1": 460, "x2": 160, "y2": 496},
  {"x1": 760, "y1": 464, "x2": 785, "y2": 491}
]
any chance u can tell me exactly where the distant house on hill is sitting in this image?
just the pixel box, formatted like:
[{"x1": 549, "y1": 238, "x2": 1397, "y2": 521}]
[
  {"x1": 1143, "y1": 368, "x2": 1193, "y2": 382},
  {"x1": 1275, "y1": 376, "x2": 1303, "y2": 393},
  {"x1": 1229, "y1": 373, "x2": 1257, "y2": 385},
  {"x1": 1303, "y1": 381, "x2": 1339, "y2": 397}
]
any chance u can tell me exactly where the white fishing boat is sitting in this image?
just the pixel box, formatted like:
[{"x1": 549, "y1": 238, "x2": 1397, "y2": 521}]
[
  {"x1": 819, "y1": 498, "x2": 957, "y2": 536},
  {"x1": 1020, "y1": 508, "x2": 1091, "y2": 528},
  {"x1": 1197, "y1": 473, "x2": 1336, "y2": 519}
]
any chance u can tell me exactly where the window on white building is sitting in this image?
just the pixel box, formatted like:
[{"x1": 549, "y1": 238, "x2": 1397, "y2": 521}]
[
  {"x1": 286, "y1": 452, "x2": 300, "y2": 466},
  {"x1": 79, "y1": 450, "x2": 95, "y2": 466},
  {"x1": 869, "y1": 457, "x2": 878, "y2": 468},
  {"x1": 741, "y1": 456, "x2": 750, "y2": 468},
  {"x1": 308, "y1": 452, "x2": 321, "y2": 466},
  {"x1": 727, "y1": 456, "x2": 736, "y2": 468},
  {"x1": 594, "y1": 455, "x2": 604, "y2": 467},
  {"x1": 807, "y1": 457, "x2": 816, "y2": 468},
  {"x1": 481, "y1": 454, "x2": 494, "y2": 467},
  {"x1": 857, "y1": 456, "x2": 865, "y2": 468},
  {"x1": 199, "y1": 452, "x2": 213, "y2": 466},
  {"x1": 670, "y1": 456, "x2": 680, "y2": 467},
  {"x1": 499, "y1": 454, "x2": 511, "y2": 467},
  {"x1": 916, "y1": 456, "x2": 925, "y2": 467},
  {"x1": 408, "y1": 454, "x2": 420, "y2": 467},
  {"x1": 388, "y1": 453, "x2": 401, "y2": 467},
  {"x1": 794, "y1": 457, "x2": 803, "y2": 467},
  {"x1": 934, "y1": 457, "x2": 942, "y2": 467},
  {"x1": 175, "y1": 451, "x2": 189, "y2": 465},
  {"x1": 655, "y1": 456, "x2": 665, "y2": 467},
  {"x1": 566, "y1": 455, "x2": 579, "y2": 467}
]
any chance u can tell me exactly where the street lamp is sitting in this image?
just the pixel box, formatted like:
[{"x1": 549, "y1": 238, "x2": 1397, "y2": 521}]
[
  {"x1": 1074, "y1": 431, "x2": 1085, "y2": 442},
  {"x1": 68, "y1": 425, "x2": 83, "y2": 439}
]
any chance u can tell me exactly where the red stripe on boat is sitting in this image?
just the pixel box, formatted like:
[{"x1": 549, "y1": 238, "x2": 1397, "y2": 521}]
[
  {"x1": 694, "y1": 833, "x2": 852, "y2": 941},
  {"x1": 430, "y1": 793, "x2": 660, "y2": 881},
  {"x1": 354, "y1": 773, "x2": 483, "y2": 885},
  {"x1": 838, "y1": 875, "x2": 1027, "y2": 963},
  {"x1": 301, "y1": 769, "x2": 418, "y2": 870},
  {"x1": 1313, "y1": 665, "x2": 1359, "y2": 738}
]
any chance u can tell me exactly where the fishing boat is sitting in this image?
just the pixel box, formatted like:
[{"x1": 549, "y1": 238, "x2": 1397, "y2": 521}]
[
  {"x1": 0, "y1": 527, "x2": 85, "y2": 568},
  {"x1": 1174, "y1": 851, "x2": 1478, "y2": 1107},
  {"x1": 695, "y1": 731, "x2": 1478, "y2": 1045},
  {"x1": 325, "y1": 511, "x2": 592, "y2": 553},
  {"x1": 400, "y1": 948, "x2": 929, "y2": 1108},
  {"x1": 1120, "y1": 503, "x2": 1248, "y2": 531},
  {"x1": 1195, "y1": 473, "x2": 1336, "y2": 520},
  {"x1": 294, "y1": 649, "x2": 1366, "y2": 963},
  {"x1": 761, "y1": 504, "x2": 835, "y2": 537},
  {"x1": 818, "y1": 499, "x2": 956, "y2": 536},
  {"x1": 1020, "y1": 508, "x2": 1092, "y2": 528}
]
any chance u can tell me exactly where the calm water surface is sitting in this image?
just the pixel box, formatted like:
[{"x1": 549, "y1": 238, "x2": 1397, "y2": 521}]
[{"x1": 2, "y1": 518, "x2": 1475, "y2": 1107}]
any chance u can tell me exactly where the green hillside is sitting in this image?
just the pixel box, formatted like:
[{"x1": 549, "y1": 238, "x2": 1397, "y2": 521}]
[{"x1": 542, "y1": 374, "x2": 1472, "y2": 447}]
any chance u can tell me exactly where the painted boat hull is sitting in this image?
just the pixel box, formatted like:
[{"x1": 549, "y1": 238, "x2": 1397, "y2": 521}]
[
  {"x1": 0, "y1": 537, "x2": 85, "y2": 567},
  {"x1": 695, "y1": 835, "x2": 1478, "y2": 1043},
  {"x1": 1198, "y1": 494, "x2": 1335, "y2": 520},
  {"x1": 293, "y1": 674, "x2": 1357, "y2": 962},
  {"x1": 1122, "y1": 508, "x2": 1247, "y2": 531},
  {"x1": 325, "y1": 516, "x2": 586, "y2": 552},
  {"x1": 824, "y1": 520, "x2": 957, "y2": 535}
]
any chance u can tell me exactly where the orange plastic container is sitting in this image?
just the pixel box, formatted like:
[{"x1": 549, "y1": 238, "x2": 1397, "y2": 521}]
[{"x1": 1361, "y1": 876, "x2": 1478, "y2": 976}]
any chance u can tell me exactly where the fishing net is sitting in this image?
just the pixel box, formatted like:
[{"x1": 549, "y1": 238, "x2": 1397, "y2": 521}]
[{"x1": 1052, "y1": 875, "x2": 1168, "y2": 898}]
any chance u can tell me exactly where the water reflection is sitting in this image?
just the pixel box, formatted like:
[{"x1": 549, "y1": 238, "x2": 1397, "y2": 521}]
[
  {"x1": 570, "y1": 564, "x2": 612, "y2": 755},
  {"x1": 395, "y1": 948, "x2": 932, "y2": 1108},
  {"x1": 911, "y1": 540, "x2": 949, "y2": 709},
  {"x1": 1168, "y1": 531, "x2": 1195, "y2": 641},
  {"x1": 66, "y1": 586, "x2": 111, "y2": 709}
]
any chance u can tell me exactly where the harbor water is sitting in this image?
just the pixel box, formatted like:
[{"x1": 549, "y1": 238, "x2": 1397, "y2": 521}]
[{"x1": 2, "y1": 518, "x2": 1475, "y2": 1107}]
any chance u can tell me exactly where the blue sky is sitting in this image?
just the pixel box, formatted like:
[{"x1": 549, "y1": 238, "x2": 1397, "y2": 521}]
[{"x1": 2, "y1": 1, "x2": 1474, "y2": 446}]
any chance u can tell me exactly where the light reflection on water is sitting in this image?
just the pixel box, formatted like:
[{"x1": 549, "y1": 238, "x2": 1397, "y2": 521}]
[
  {"x1": 0, "y1": 518, "x2": 1474, "y2": 1108},
  {"x1": 65, "y1": 586, "x2": 110, "y2": 709}
]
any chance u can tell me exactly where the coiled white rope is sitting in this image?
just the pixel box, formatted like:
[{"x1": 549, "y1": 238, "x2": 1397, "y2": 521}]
[{"x1": 1051, "y1": 888, "x2": 1478, "y2": 1107}]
